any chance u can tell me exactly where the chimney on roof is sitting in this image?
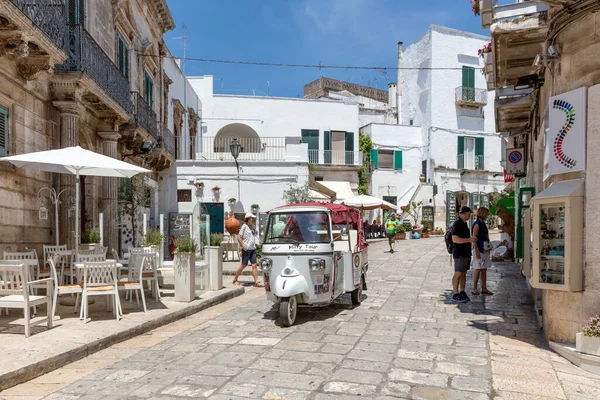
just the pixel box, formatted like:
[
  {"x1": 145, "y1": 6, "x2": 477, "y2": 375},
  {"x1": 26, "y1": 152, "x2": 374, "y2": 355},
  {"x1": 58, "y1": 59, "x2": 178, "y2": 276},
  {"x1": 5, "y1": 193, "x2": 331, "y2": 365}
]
[{"x1": 397, "y1": 42, "x2": 403, "y2": 124}]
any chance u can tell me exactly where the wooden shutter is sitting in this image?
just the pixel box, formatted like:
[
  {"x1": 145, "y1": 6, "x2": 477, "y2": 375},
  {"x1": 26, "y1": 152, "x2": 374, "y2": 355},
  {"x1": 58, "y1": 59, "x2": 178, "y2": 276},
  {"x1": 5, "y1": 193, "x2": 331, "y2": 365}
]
[
  {"x1": 116, "y1": 32, "x2": 129, "y2": 80},
  {"x1": 462, "y1": 66, "x2": 475, "y2": 88},
  {"x1": 345, "y1": 132, "x2": 354, "y2": 165},
  {"x1": 323, "y1": 131, "x2": 331, "y2": 164},
  {"x1": 475, "y1": 137, "x2": 484, "y2": 170},
  {"x1": 370, "y1": 149, "x2": 378, "y2": 169},
  {"x1": 457, "y1": 136, "x2": 464, "y2": 169},
  {"x1": 0, "y1": 105, "x2": 7, "y2": 156},
  {"x1": 393, "y1": 150, "x2": 403, "y2": 170},
  {"x1": 144, "y1": 72, "x2": 154, "y2": 107}
]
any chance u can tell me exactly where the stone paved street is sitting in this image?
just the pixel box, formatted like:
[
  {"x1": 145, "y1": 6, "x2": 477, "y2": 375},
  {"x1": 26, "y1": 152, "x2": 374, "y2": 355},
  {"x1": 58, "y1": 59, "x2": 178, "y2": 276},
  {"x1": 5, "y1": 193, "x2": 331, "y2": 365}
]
[{"x1": 2, "y1": 238, "x2": 600, "y2": 399}]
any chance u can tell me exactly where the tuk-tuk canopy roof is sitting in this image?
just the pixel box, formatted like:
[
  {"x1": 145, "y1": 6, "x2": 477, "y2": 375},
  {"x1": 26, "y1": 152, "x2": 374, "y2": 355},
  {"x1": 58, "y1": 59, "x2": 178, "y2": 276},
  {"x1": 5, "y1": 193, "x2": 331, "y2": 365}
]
[{"x1": 271, "y1": 202, "x2": 362, "y2": 227}]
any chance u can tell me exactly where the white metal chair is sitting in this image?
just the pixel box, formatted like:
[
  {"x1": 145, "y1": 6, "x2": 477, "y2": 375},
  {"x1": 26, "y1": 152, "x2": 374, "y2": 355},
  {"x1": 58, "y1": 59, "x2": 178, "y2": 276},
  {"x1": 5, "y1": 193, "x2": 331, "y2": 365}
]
[
  {"x1": 48, "y1": 256, "x2": 82, "y2": 319},
  {"x1": 93, "y1": 246, "x2": 108, "y2": 257},
  {"x1": 56, "y1": 250, "x2": 75, "y2": 285},
  {"x1": 75, "y1": 254, "x2": 106, "y2": 283},
  {"x1": 118, "y1": 253, "x2": 147, "y2": 313},
  {"x1": 80, "y1": 260, "x2": 121, "y2": 322},
  {"x1": 139, "y1": 252, "x2": 160, "y2": 300},
  {"x1": 112, "y1": 248, "x2": 129, "y2": 280},
  {"x1": 0, "y1": 263, "x2": 53, "y2": 337}
]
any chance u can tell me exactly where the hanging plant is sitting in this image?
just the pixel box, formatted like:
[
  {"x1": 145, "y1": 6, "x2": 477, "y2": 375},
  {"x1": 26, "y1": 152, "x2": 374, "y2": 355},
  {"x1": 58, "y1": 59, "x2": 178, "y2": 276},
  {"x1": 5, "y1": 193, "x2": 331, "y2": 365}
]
[
  {"x1": 228, "y1": 198, "x2": 236, "y2": 204},
  {"x1": 470, "y1": 0, "x2": 480, "y2": 15},
  {"x1": 250, "y1": 204, "x2": 259, "y2": 209},
  {"x1": 194, "y1": 181, "x2": 204, "y2": 189},
  {"x1": 478, "y1": 42, "x2": 492, "y2": 58},
  {"x1": 211, "y1": 186, "x2": 221, "y2": 192}
]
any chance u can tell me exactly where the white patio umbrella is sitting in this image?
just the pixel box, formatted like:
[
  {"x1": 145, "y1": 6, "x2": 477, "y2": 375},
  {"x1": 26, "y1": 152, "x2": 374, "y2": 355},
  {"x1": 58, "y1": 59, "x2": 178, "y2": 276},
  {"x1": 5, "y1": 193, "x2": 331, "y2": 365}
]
[
  {"x1": 336, "y1": 194, "x2": 398, "y2": 211},
  {"x1": 1, "y1": 146, "x2": 150, "y2": 256}
]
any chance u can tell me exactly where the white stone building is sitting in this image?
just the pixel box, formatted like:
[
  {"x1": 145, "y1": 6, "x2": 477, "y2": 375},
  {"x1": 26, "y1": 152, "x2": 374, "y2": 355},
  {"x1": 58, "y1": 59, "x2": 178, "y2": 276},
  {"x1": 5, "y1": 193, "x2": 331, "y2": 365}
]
[
  {"x1": 156, "y1": 74, "x2": 362, "y2": 243},
  {"x1": 365, "y1": 26, "x2": 506, "y2": 229}
]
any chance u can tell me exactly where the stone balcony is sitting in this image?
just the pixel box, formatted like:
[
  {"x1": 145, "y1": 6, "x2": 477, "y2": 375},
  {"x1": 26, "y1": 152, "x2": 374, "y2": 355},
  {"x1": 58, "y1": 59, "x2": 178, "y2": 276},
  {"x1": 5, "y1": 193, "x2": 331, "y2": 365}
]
[
  {"x1": 495, "y1": 86, "x2": 533, "y2": 133},
  {"x1": 0, "y1": 0, "x2": 67, "y2": 80},
  {"x1": 480, "y1": 0, "x2": 549, "y2": 89},
  {"x1": 455, "y1": 87, "x2": 488, "y2": 108},
  {"x1": 54, "y1": 24, "x2": 132, "y2": 120}
]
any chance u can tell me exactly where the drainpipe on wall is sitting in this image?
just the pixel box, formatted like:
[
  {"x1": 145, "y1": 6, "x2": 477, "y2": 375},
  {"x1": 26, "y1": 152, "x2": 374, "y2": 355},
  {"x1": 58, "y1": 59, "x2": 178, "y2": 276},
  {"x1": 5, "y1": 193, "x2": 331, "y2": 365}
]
[{"x1": 397, "y1": 42, "x2": 403, "y2": 125}]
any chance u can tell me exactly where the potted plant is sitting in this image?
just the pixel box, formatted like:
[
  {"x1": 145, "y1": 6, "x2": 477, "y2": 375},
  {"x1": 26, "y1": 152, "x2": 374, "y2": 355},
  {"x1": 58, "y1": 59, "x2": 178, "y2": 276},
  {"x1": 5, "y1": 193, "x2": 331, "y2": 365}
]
[
  {"x1": 207, "y1": 233, "x2": 224, "y2": 291},
  {"x1": 228, "y1": 198, "x2": 236, "y2": 205},
  {"x1": 173, "y1": 236, "x2": 197, "y2": 302},
  {"x1": 422, "y1": 221, "x2": 430, "y2": 238},
  {"x1": 80, "y1": 227, "x2": 100, "y2": 250},
  {"x1": 470, "y1": 0, "x2": 480, "y2": 15},
  {"x1": 143, "y1": 229, "x2": 164, "y2": 252},
  {"x1": 396, "y1": 224, "x2": 407, "y2": 240},
  {"x1": 251, "y1": 204, "x2": 259, "y2": 214},
  {"x1": 194, "y1": 181, "x2": 204, "y2": 189},
  {"x1": 576, "y1": 315, "x2": 600, "y2": 356},
  {"x1": 211, "y1": 186, "x2": 221, "y2": 193}
]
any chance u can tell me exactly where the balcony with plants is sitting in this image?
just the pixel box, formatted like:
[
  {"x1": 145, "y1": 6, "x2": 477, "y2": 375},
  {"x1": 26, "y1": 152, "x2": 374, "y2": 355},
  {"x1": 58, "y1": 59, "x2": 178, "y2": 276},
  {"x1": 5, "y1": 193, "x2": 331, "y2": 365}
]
[{"x1": 1, "y1": 0, "x2": 68, "y2": 80}]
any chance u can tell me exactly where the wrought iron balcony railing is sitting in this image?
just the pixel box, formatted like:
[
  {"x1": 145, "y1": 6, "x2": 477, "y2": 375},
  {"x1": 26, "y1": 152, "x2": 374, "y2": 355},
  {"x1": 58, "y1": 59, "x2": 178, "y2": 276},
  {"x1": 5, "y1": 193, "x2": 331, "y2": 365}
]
[
  {"x1": 56, "y1": 25, "x2": 132, "y2": 115},
  {"x1": 455, "y1": 87, "x2": 488, "y2": 107},
  {"x1": 159, "y1": 124, "x2": 175, "y2": 158},
  {"x1": 9, "y1": 0, "x2": 66, "y2": 51},
  {"x1": 131, "y1": 92, "x2": 158, "y2": 140}
]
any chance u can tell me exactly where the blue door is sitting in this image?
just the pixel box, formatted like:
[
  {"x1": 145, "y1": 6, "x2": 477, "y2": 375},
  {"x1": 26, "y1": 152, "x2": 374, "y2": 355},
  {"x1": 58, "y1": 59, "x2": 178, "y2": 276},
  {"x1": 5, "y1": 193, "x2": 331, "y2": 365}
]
[{"x1": 203, "y1": 202, "x2": 224, "y2": 234}]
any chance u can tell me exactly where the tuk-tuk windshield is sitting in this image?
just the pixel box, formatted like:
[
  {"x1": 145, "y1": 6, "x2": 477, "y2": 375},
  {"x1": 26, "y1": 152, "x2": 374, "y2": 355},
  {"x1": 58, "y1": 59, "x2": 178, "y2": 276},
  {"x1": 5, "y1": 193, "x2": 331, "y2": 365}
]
[{"x1": 265, "y1": 212, "x2": 331, "y2": 244}]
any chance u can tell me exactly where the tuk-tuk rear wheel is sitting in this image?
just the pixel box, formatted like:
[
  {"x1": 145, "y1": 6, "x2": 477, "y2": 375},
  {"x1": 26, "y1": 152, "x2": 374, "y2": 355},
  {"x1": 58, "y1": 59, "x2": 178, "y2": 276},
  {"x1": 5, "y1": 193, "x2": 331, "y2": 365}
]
[
  {"x1": 279, "y1": 296, "x2": 297, "y2": 327},
  {"x1": 351, "y1": 275, "x2": 364, "y2": 305}
]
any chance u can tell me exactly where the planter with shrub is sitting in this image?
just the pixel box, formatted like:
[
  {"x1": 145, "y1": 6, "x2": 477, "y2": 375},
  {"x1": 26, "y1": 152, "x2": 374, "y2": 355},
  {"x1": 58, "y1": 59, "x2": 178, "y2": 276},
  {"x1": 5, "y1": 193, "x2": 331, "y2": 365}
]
[
  {"x1": 173, "y1": 236, "x2": 197, "y2": 302},
  {"x1": 80, "y1": 228, "x2": 100, "y2": 250},
  {"x1": 576, "y1": 315, "x2": 600, "y2": 356}
]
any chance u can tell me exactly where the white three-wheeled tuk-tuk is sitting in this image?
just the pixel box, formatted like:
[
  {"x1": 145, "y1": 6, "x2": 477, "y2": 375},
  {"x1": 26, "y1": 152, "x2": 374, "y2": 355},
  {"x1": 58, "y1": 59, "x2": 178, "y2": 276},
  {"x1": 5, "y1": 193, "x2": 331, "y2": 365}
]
[{"x1": 260, "y1": 203, "x2": 368, "y2": 326}]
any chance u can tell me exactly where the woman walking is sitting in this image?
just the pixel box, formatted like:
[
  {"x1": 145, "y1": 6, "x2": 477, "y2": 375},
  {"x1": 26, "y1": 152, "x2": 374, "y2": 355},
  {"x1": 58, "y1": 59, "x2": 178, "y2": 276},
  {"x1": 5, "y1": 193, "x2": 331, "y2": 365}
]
[
  {"x1": 472, "y1": 207, "x2": 493, "y2": 295},
  {"x1": 233, "y1": 212, "x2": 263, "y2": 287}
]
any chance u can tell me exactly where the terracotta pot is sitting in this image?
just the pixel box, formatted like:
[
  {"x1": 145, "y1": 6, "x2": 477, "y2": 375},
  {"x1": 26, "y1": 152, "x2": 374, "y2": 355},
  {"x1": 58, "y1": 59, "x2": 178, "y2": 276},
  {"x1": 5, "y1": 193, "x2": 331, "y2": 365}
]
[
  {"x1": 422, "y1": 233, "x2": 430, "y2": 238},
  {"x1": 397, "y1": 232, "x2": 406, "y2": 240},
  {"x1": 225, "y1": 218, "x2": 241, "y2": 235}
]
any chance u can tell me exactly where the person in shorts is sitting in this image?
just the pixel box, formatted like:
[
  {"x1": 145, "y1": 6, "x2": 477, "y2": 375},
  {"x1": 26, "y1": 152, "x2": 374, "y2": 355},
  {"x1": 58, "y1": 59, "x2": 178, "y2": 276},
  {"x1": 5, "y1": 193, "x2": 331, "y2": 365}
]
[
  {"x1": 232, "y1": 213, "x2": 263, "y2": 287},
  {"x1": 385, "y1": 213, "x2": 400, "y2": 253},
  {"x1": 472, "y1": 207, "x2": 493, "y2": 295},
  {"x1": 451, "y1": 206, "x2": 477, "y2": 303}
]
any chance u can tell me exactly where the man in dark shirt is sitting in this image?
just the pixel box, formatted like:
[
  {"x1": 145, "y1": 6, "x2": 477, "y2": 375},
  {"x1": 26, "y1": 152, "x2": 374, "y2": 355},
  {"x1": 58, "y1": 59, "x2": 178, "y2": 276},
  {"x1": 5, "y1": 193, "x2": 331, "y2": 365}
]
[{"x1": 451, "y1": 206, "x2": 477, "y2": 303}]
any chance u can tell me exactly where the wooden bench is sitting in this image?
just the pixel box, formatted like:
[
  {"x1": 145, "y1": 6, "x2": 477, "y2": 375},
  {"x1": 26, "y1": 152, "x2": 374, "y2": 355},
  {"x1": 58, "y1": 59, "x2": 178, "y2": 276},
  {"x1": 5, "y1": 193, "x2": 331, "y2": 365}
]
[{"x1": 0, "y1": 264, "x2": 53, "y2": 337}]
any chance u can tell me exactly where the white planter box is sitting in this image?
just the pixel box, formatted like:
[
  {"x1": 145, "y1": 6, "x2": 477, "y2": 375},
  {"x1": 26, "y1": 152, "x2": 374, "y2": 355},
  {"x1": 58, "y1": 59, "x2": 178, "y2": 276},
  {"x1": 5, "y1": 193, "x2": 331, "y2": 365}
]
[
  {"x1": 174, "y1": 252, "x2": 196, "y2": 302},
  {"x1": 576, "y1": 333, "x2": 600, "y2": 356},
  {"x1": 207, "y1": 245, "x2": 223, "y2": 291},
  {"x1": 484, "y1": 52, "x2": 493, "y2": 67}
]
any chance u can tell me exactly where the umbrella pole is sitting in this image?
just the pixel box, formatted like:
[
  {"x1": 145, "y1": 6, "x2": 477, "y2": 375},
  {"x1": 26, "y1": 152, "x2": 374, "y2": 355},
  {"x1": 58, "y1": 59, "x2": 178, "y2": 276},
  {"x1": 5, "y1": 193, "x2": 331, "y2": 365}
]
[{"x1": 75, "y1": 172, "x2": 79, "y2": 259}]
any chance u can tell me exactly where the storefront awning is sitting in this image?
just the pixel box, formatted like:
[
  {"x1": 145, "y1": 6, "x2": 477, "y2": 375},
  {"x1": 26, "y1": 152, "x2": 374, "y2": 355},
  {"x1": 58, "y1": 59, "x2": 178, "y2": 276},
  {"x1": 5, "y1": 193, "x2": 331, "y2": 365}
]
[
  {"x1": 318, "y1": 181, "x2": 354, "y2": 201},
  {"x1": 532, "y1": 179, "x2": 584, "y2": 201}
]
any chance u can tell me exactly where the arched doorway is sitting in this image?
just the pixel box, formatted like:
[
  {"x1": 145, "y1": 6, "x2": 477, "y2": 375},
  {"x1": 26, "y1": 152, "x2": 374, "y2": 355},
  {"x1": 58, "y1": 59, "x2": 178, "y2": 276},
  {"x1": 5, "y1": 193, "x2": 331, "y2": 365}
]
[{"x1": 214, "y1": 123, "x2": 261, "y2": 153}]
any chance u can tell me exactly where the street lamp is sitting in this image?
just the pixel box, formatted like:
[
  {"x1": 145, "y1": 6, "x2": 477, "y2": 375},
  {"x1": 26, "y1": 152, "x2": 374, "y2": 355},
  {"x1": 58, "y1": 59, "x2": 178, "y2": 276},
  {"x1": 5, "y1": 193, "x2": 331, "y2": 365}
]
[{"x1": 230, "y1": 138, "x2": 241, "y2": 204}]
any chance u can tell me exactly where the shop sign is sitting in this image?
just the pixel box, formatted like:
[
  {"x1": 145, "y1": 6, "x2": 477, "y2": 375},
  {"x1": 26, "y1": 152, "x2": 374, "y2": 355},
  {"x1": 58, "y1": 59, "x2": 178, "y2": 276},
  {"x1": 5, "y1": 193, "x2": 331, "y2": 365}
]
[
  {"x1": 506, "y1": 148, "x2": 525, "y2": 177},
  {"x1": 504, "y1": 169, "x2": 515, "y2": 183},
  {"x1": 544, "y1": 87, "x2": 587, "y2": 179}
]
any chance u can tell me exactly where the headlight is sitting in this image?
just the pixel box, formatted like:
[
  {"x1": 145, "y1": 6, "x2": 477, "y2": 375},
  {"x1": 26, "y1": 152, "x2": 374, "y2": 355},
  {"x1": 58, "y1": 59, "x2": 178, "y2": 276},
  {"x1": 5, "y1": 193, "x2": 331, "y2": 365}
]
[
  {"x1": 309, "y1": 258, "x2": 325, "y2": 271},
  {"x1": 260, "y1": 258, "x2": 272, "y2": 271}
]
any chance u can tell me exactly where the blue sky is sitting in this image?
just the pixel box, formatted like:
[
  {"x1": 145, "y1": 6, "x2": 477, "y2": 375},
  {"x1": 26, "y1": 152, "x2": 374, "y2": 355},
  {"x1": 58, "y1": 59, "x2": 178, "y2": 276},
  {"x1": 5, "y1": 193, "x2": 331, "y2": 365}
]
[{"x1": 165, "y1": 0, "x2": 486, "y2": 98}]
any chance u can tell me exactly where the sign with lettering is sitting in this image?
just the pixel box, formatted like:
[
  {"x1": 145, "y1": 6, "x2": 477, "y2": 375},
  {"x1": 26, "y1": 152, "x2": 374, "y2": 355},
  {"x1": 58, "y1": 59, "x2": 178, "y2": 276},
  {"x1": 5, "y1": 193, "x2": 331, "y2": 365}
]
[
  {"x1": 421, "y1": 206, "x2": 434, "y2": 223},
  {"x1": 504, "y1": 169, "x2": 515, "y2": 183},
  {"x1": 446, "y1": 191, "x2": 457, "y2": 228},
  {"x1": 544, "y1": 87, "x2": 587, "y2": 179}
]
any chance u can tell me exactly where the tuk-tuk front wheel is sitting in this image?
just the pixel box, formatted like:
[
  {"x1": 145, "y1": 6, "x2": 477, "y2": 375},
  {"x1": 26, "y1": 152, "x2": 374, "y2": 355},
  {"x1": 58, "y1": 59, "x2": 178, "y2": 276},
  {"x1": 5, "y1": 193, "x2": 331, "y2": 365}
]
[
  {"x1": 279, "y1": 296, "x2": 297, "y2": 327},
  {"x1": 351, "y1": 275, "x2": 364, "y2": 305}
]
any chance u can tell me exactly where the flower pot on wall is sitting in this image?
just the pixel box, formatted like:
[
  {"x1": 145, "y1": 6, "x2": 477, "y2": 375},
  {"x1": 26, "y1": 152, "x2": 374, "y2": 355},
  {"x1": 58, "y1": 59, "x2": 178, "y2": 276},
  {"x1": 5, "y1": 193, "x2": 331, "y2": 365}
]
[
  {"x1": 207, "y1": 245, "x2": 223, "y2": 291},
  {"x1": 79, "y1": 243, "x2": 96, "y2": 251},
  {"x1": 576, "y1": 333, "x2": 600, "y2": 356},
  {"x1": 174, "y1": 252, "x2": 196, "y2": 302}
]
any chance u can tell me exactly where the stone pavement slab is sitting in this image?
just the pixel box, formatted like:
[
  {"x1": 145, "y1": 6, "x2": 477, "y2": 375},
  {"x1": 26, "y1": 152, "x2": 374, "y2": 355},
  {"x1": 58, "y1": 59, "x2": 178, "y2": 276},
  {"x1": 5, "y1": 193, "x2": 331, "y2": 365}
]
[{"x1": 2, "y1": 237, "x2": 598, "y2": 399}]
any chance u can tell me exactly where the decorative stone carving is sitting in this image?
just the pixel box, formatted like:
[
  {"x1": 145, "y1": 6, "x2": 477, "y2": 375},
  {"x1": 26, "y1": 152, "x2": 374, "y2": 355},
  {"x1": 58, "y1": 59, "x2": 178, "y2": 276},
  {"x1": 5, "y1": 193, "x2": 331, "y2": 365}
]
[
  {"x1": 188, "y1": 108, "x2": 200, "y2": 137},
  {"x1": 17, "y1": 54, "x2": 51, "y2": 80}
]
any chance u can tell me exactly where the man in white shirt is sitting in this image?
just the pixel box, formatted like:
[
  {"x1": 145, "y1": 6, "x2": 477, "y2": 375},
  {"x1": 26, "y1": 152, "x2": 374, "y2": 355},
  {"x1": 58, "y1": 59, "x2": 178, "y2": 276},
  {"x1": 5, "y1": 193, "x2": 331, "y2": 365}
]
[{"x1": 232, "y1": 213, "x2": 263, "y2": 287}]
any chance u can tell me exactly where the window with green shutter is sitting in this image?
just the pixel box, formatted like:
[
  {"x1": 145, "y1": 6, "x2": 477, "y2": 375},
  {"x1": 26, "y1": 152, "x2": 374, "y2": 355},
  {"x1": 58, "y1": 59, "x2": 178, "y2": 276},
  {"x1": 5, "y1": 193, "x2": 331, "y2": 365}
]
[
  {"x1": 462, "y1": 66, "x2": 475, "y2": 102},
  {"x1": 0, "y1": 105, "x2": 7, "y2": 157},
  {"x1": 323, "y1": 131, "x2": 331, "y2": 164},
  {"x1": 345, "y1": 132, "x2": 354, "y2": 165},
  {"x1": 370, "y1": 149, "x2": 378, "y2": 169},
  {"x1": 116, "y1": 31, "x2": 129, "y2": 80},
  {"x1": 301, "y1": 129, "x2": 319, "y2": 163},
  {"x1": 393, "y1": 150, "x2": 403, "y2": 170},
  {"x1": 144, "y1": 71, "x2": 154, "y2": 107},
  {"x1": 475, "y1": 137, "x2": 485, "y2": 170},
  {"x1": 66, "y1": 0, "x2": 85, "y2": 25},
  {"x1": 457, "y1": 136, "x2": 464, "y2": 169}
]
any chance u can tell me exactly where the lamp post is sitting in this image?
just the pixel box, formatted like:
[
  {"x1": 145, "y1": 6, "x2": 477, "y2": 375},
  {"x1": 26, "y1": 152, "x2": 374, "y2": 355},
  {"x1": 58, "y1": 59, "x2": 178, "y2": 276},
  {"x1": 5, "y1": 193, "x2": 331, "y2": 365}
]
[
  {"x1": 38, "y1": 187, "x2": 75, "y2": 246},
  {"x1": 230, "y1": 138, "x2": 241, "y2": 202}
]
